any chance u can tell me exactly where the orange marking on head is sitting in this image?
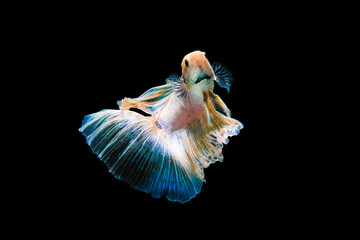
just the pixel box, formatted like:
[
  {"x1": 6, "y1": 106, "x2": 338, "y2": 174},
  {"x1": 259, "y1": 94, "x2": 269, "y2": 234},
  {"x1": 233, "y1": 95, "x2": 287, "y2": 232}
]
[{"x1": 181, "y1": 50, "x2": 214, "y2": 83}]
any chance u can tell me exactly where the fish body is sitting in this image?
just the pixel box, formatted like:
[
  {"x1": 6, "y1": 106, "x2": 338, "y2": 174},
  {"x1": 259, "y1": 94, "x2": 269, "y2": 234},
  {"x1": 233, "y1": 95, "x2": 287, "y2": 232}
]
[
  {"x1": 79, "y1": 50, "x2": 243, "y2": 203},
  {"x1": 156, "y1": 86, "x2": 205, "y2": 132},
  {"x1": 157, "y1": 51, "x2": 215, "y2": 132}
]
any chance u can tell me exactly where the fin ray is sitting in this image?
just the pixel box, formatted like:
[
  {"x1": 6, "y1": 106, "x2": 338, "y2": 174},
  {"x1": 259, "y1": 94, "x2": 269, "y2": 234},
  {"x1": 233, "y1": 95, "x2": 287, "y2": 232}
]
[
  {"x1": 212, "y1": 62, "x2": 233, "y2": 93},
  {"x1": 79, "y1": 109, "x2": 203, "y2": 203},
  {"x1": 166, "y1": 74, "x2": 190, "y2": 101}
]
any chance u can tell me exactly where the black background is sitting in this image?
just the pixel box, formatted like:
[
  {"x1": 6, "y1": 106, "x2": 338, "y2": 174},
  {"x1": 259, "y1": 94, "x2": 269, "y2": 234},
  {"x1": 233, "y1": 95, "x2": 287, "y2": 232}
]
[{"x1": 33, "y1": 6, "x2": 319, "y2": 233}]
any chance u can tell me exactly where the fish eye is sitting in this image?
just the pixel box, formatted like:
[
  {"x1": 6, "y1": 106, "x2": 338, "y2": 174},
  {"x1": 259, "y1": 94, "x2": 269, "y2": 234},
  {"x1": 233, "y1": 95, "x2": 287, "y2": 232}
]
[{"x1": 185, "y1": 59, "x2": 189, "y2": 68}]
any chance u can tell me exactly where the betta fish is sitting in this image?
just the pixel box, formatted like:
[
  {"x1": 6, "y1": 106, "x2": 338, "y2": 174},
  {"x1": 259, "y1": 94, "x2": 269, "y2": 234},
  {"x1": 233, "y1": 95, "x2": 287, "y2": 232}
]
[{"x1": 79, "y1": 50, "x2": 243, "y2": 203}]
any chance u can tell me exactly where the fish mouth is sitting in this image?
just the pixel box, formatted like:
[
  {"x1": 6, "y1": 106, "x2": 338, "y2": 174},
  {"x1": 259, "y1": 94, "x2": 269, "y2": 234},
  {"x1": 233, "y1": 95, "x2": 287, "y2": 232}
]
[{"x1": 195, "y1": 74, "x2": 212, "y2": 84}]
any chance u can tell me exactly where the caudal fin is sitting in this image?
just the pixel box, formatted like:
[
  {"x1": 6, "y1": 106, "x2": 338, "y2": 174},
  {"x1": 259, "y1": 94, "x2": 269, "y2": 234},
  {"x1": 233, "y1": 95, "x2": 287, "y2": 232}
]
[{"x1": 79, "y1": 109, "x2": 203, "y2": 203}]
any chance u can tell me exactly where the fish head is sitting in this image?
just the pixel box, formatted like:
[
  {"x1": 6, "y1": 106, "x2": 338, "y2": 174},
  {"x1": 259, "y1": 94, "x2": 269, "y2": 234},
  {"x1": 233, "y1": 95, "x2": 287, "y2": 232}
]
[{"x1": 181, "y1": 50, "x2": 215, "y2": 90}]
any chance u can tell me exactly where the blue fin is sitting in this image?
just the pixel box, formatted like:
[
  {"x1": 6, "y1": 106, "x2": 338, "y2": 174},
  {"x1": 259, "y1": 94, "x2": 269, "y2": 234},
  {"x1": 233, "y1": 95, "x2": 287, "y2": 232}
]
[
  {"x1": 165, "y1": 74, "x2": 190, "y2": 101},
  {"x1": 165, "y1": 73, "x2": 181, "y2": 84},
  {"x1": 79, "y1": 109, "x2": 203, "y2": 203},
  {"x1": 212, "y1": 62, "x2": 233, "y2": 93}
]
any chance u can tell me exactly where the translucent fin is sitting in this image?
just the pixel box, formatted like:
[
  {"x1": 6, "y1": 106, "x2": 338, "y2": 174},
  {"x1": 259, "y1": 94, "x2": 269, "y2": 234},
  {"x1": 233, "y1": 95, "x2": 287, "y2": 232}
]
[
  {"x1": 209, "y1": 91, "x2": 231, "y2": 117},
  {"x1": 79, "y1": 109, "x2": 203, "y2": 203},
  {"x1": 165, "y1": 74, "x2": 190, "y2": 101},
  {"x1": 184, "y1": 91, "x2": 243, "y2": 168},
  {"x1": 212, "y1": 62, "x2": 233, "y2": 93},
  {"x1": 118, "y1": 84, "x2": 173, "y2": 115},
  {"x1": 165, "y1": 73, "x2": 181, "y2": 84}
]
